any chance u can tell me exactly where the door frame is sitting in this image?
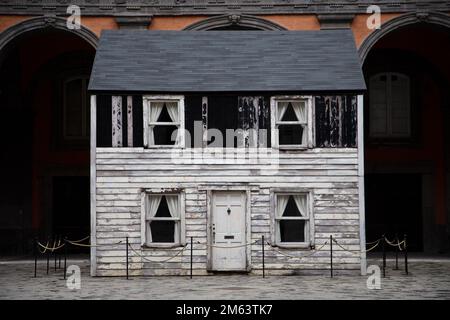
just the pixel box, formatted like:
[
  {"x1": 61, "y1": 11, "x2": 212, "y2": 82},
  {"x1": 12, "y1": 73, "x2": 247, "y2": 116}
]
[{"x1": 206, "y1": 187, "x2": 251, "y2": 272}]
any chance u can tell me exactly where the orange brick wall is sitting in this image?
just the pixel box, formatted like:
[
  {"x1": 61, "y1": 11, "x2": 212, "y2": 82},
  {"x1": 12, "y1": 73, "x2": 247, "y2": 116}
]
[{"x1": 0, "y1": 14, "x2": 398, "y2": 49}]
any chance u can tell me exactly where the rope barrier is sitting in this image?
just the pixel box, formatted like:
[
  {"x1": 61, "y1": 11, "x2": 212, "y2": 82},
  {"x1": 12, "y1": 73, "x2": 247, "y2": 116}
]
[
  {"x1": 37, "y1": 240, "x2": 50, "y2": 254},
  {"x1": 128, "y1": 243, "x2": 188, "y2": 263},
  {"x1": 331, "y1": 238, "x2": 380, "y2": 255},
  {"x1": 364, "y1": 240, "x2": 382, "y2": 253},
  {"x1": 37, "y1": 241, "x2": 66, "y2": 252},
  {"x1": 66, "y1": 239, "x2": 122, "y2": 247},
  {"x1": 366, "y1": 238, "x2": 383, "y2": 246},
  {"x1": 68, "y1": 235, "x2": 90, "y2": 243},
  {"x1": 35, "y1": 234, "x2": 122, "y2": 254},
  {"x1": 384, "y1": 237, "x2": 405, "y2": 251}
]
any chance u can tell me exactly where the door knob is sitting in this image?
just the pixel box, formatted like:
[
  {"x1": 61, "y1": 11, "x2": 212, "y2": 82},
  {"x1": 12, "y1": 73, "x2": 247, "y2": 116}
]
[{"x1": 227, "y1": 208, "x2": 231, "y2": 215}]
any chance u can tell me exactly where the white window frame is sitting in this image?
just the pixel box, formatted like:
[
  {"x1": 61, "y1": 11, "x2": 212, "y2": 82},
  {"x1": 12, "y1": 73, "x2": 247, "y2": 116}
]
[
  {"x1": 63, "y1": 75, "x2": 89, "y2": 140},
  {"x1": 270, "y1": 96, "x2": 313, "y2": 149},
  {"x1": 143, "y1": 95, "x2": 185, "y2": 148},
  {"x1": 140, "y1": 190, "x2": 186, "y2": 248},
  {"x1": 369, "y1": 72, "x2": 411, "y2": 139},
  {"x1": 271, "y1": 190, "x2": 314, "y2": 249}
]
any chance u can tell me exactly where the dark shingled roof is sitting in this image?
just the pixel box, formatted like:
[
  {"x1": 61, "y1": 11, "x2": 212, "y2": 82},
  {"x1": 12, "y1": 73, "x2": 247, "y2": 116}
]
[{"x1": 88, "y1": 30, "x2": 366, "y2": 93}]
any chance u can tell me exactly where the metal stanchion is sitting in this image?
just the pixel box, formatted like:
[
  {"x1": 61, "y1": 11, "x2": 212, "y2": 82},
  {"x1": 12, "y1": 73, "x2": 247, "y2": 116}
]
[
  {"x1": 262, "y1": 235, "x2": 265, "y2": 278},
  {"x1": 126, "y1": 236, "x2": 129, "y2": 280},
  {"x1": 404, "y1": 234, "x2": 408, "y2": 275},
  {"x1": 46, "y1": 236, "x2": 50, "y2": 275},
  {"x1": 330, "y1": 235, "x2": 333, "y2": 278},
  {"x1": 63, "y1": 237, "x2": 67, "y2": 280},
  {"x1": 190, "y1": 237, "x2": 193, "y2": 279},
  {"x1": 54, "y1": 236, "x2": 57, "y2": 272},
  {"x1": 382, "y1": 235, "x2": 386, "y2": 278},
  {"x1": 34, "y1": 237, "x2": 37, "y2": 278},
  {"x1": 394, "y1": 233, "x2": 399, "y2": 270}
]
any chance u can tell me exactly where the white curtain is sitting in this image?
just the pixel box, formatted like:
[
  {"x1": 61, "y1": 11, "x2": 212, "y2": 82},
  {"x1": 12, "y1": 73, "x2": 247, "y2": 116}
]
[
  {"x1": 292, "y1": 102, "x2": 307, "y2": 123},
  {"x1": 292, "y1": 102, "x2": 308, "y2": 146},
  {"x1": 277, "y1": 102, "x2": 289, "y2": 121},
  {"x1": 293, "y1": 194, "x2": 308, "y2": 217},
  {"x1": 149, "y1": 102, "x2": 164, "y2": 145},
  {"x1": 146, "y1": 195, "x2": 162, "y2": 243},
  {"x1": 166, "y1": 195, "x2": 180, "y2": 243},
  {"x1": 276, "y1": 195, "x2": 289, "y2": 243},
  {"x1": 166, "y1": 102, "x2": 180, "y2": 145},
  {"x1": 166, "y1": 102, "x2": 179, "y2": 123}
]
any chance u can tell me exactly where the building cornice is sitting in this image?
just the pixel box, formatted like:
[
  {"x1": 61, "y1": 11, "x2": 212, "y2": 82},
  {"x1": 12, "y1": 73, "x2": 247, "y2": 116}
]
[
  {"x1": 0, "y1": 1, "x2": 449, "y2": 17},
  {"x1": 115, "y1": 15, "x2": 153, "y2": 29},
  {"x1": 317, "y1": 13, "x2": 355, "y2": 29}
]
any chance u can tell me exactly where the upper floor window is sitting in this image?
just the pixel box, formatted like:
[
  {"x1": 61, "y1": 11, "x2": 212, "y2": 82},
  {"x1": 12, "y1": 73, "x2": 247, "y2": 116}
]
[
  {"x1": 143, "y1": 95, "x2": 185, "y2": 147},
  {"x1": 270, "y1": 97, "x2": 312, "y2": 149},
  {"x1": 63, "y1": 76, "x2": 89, "y2": 140},
  {"x1": 369, "y1": 73, "x2": 411, "y2": 139}
]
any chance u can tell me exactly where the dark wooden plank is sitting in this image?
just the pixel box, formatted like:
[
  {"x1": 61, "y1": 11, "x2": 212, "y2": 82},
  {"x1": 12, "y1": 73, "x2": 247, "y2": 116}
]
[
  {"x1": 315, "y1": 96, "x2": 330, "y2": 147},
  {"x1": 316, "y1": 95, "x2": 357, "y2": 148},
  {"x1": 97, "y1": 94, "x2": 112, "y2": 147},
  {"x1": 341, "y1": 95, "x2": 358, "y2": 148},
  {"x1": 121, "y1": 95, "x2": 128, "y2": 147},
  {"x1": 328, "y1": 96, "x2": 340, "y2": 147},
  {"x1": 258, "y1": 97, "x2": 270, "y2": 147},
  {"x1": 185, "y1": 95, "x2": 203, "y2": 148},
  {"x1": 132, "y1": 95, "x2": 143, "y2": 147}
]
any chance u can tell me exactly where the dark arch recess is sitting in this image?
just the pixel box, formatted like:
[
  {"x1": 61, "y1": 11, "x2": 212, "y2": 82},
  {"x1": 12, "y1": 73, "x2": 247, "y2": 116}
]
[
  {"x1": 184, "y1": 14, "x2": 287, "y2": 31},
  {"x1": 358, "y1": 11, "x2": 450, "y2": 63},
  {"x1": 0, "y1": 15, "x2": 99, "y2": 54}
]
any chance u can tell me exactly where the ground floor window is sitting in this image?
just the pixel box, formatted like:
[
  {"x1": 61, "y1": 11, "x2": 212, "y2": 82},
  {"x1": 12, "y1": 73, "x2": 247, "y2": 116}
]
[
  {"x1": 274, "y1": 192, "x2": 312, "y2": 247},
  {"x1": 144, "y1": 193, "x2": 184, "y2": 246}
]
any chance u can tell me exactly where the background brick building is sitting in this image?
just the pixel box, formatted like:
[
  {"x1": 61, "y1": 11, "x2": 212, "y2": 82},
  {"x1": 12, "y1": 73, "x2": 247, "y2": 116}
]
[{"x1": 0, "y1": 1, "x2": 449, "y2": 260}]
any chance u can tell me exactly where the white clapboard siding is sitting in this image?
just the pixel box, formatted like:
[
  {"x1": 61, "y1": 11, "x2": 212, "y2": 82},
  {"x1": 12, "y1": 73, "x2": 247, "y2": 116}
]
[{"x1": 95, "y1": 148, "x2": 361, "y2": 276}]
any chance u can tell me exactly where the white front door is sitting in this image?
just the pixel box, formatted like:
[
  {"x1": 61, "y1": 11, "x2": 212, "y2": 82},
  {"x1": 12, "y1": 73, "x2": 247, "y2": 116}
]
[{"x1": 211, "y1": 191, "x2": 247, "y2": 271}]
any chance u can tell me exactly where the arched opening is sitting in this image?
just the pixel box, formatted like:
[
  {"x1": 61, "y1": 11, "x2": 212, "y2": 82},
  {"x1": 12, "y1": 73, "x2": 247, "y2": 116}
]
[
  {"x1": 0, "y1": 24, "x2": 97, "y2": 255},
  {"x1": 362, "y1": 18, "x2": 450, "y2": 253},
  {"x1": 183, "y1": 14, "x2": 286, "y2": 31}
]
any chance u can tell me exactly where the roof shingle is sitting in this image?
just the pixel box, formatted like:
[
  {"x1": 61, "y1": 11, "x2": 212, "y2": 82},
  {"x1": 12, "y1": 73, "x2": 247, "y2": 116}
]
[{"x1": 88, "y1": 30, "x2": 366, "y2": 93}]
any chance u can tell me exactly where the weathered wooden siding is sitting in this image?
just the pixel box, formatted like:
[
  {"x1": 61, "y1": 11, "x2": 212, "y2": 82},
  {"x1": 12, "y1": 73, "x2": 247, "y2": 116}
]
[
  {"x1": 315, "y1": 96, "x2": 357, "y2": 148},
  {"x1": 96, "y1": 95, "x2": 143, "y2": 148},
  {"x1": 94, "y1": 148, "x2": 361, "y2": 276}
]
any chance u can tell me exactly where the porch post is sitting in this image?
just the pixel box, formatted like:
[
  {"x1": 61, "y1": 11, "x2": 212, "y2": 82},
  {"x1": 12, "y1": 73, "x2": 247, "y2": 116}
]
[
  {"x1": 90, "y1": 94, "x2": 97, "y2": 276},
  {"x1": 357, "y1": 94, "x2": 367, "y2": 276}
]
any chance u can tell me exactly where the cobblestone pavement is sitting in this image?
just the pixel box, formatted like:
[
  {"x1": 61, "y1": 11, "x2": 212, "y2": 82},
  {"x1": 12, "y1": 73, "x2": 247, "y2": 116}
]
[{"x1": 1, "y1": 256, "x2": 449, "y2": 300}]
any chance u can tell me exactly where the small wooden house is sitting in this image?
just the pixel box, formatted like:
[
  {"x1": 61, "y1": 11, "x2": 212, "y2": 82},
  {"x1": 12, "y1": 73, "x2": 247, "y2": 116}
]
[{"x1": 88, "y1": 30, "x2": 366, "y2": 276}]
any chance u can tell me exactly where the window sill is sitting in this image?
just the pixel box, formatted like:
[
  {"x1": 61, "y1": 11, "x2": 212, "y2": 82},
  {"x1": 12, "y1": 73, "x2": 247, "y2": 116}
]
[
  {"x1": 276, "y1": 146, "x2": 309, "y2": 151},
  {"x1": 142, "y1": 243, "x2": 184, "y2": 249},
  {"x1": 273, "y1": 242, "x2": 312, "y2": 249},
  {"x1": 145, "y1": 145, "x2": 183, "y2": 149}
]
